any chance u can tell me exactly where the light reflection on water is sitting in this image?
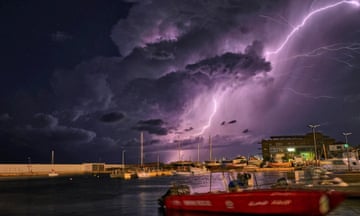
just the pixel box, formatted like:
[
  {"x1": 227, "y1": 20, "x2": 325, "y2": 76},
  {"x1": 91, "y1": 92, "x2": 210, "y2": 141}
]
[{"x1": 0, "y1": 172, "x2": 358, "y2": 216}]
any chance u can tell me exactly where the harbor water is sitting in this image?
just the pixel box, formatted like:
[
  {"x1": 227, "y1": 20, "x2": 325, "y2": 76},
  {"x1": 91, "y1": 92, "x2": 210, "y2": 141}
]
[{"x1": 0, "y1": 172, "x2": 359, "y2": 216}]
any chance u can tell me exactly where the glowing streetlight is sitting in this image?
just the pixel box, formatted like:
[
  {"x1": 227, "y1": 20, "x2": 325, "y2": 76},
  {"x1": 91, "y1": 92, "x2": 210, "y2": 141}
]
[
  {"x1": 308, "y1": 124, "x2": 320, "y2": 164},
  {"x1": 342, "y1": 132, "x2": 352, "y2": 171}
]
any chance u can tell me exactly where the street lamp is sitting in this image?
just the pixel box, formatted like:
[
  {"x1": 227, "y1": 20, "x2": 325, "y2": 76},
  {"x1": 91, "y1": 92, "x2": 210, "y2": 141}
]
[
  {"x1": 342, "y1": 132, "x2": 352, "y2": 171},
  {"x1": 308, "y1": 124, "x2": 320, "y2": 165}
]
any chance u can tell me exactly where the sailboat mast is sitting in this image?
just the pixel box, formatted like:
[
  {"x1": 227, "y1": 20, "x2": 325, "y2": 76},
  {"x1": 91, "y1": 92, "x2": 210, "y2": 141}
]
[
  {"x1": 197, "y1": 142, "x2": 200, "y2": 163},
  {"x1": 122, "y1": 150, "x2": 125, "y2": 171},
  {"x1": 178, "y1": 139, "x2": 181, "y2": 161},
  {"x1": 157, "y1": 153, "x2": 160, "y2": 171},
  {"x1": 209, "y1": 135, "x2": 212, "y2": 161},
  {"x1": 140, "y1": 131, "x2": 144, "y2": 167},
  {"x1": 51, "y1": 150, "x2": 55, "y2": 165}
]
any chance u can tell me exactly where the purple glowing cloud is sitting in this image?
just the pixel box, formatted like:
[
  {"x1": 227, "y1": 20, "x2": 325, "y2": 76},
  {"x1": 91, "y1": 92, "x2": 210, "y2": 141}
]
[{"x1": 1, "y1": 0, "x2": 360, "y2": 163}]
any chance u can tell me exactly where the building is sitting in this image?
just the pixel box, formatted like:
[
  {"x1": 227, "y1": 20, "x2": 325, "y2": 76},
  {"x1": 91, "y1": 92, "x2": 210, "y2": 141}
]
[{"x1": 261, "y1": 133, "x2": 339, "y2": 162}]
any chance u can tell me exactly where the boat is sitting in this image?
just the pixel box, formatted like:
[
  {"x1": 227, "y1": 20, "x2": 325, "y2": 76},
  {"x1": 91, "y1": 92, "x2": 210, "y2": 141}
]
[
  {"x1": 267, "y1": 160, "x2": 292, "y2": 168},
  {"x1": 110, "y1": 150, "x2": 136, "y2": 180},
  {"x1": 203, "y1": 136, "x2": 222, "y2": 169},
  {"x1": 136, "y1": 132, "x2": 156, "y2": 178},
  {"x1": 48, "y1": 150, "x2": 59, "y2": 177},
  {"x1": 110, "y1": 169, "x2": 136, "y2": 180},
  {"x1": 231, "y1": 155, "x2": 248, "y2": 168},
  {"x1": 136, "y1": 167, "x2": 172, "y2": 178},
  {"x1": 171, "y1": 160, "x2": 209, "y2": 176},
  {"x1": 48, "y1": 170, "x2": 58, "y2": 177},
  {"x1": 159, "y1": 171, "x2": 345, "y2": 216},
  {"x1": 247, "y1": 155, "x2": 263, "y2": 167},
  {"x1": 330, "y1": 171, "x2": 360, "y2": 183},
  {"x1": 159, "y1": 186, "x2": 345, "y2": 216},
  {"x1": 136, "y1": 133, "x2": 173, "y2": 178},
  {"x1": 272, "y1": 167, "x2": 360, "y2": 198},
  {"x1": 320, "y1": 157, "x2": 360, "y2": 172}
]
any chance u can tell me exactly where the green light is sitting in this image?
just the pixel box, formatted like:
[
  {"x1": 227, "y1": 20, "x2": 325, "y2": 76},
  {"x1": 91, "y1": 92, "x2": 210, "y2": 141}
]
[{"x1": 344, "y1": 144, "x2": 349, "y2": 148}]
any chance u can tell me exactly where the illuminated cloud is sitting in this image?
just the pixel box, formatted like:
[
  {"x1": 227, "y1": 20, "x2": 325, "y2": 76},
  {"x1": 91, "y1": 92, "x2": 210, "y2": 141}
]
[{"x1": 2, "y1": 0, "x2": 360, "y2": 163}]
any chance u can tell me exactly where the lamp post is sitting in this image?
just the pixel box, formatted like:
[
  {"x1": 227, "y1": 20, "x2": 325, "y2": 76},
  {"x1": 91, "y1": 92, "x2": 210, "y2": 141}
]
[
  {"x1": 308, "y1": 124, "x2": 320, "y2": 165},
  {"x1": 342, "y1": 132, "x2": 352, "y2": 171}
]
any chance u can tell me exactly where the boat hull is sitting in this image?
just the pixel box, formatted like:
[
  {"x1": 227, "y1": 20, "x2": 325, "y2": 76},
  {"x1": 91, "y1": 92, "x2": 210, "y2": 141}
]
[
  {"x1": 48, "y1": 172, "x2": 59, "y2": 177},
  {"x1": 110, "y1": 172, "x2": 135, "y2": 180},
  {"x1": 163, "y1": 189, "x2": 344, "y2": 216},
  {"x1": 137, "y1": 170, "x2": 173, "y2": 178}
]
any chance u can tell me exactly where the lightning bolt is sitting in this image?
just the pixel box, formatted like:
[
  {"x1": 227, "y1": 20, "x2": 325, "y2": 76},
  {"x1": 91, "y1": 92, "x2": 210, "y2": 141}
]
[
  {"x1": 278, "y1": 43, "x2": 360, "y2": 68},
  {"x1": 266, "y1": 0, "x2": 360, "y2": 56},
  {"x1": 195, "y1": 97, "x2": 218, "y2": 136},
  {"x1": 193, "y1": 0, "x2": 359, "y2": 139},
  {"x1": 283, "y1": 87, "x2": 336, "y2": 100}
]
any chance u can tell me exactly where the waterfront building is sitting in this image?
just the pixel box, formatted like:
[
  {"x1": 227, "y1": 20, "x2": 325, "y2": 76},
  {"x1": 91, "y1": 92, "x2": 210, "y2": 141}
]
[{"x1": 261, "y1": 133, "x2": 340, "y2": 162}]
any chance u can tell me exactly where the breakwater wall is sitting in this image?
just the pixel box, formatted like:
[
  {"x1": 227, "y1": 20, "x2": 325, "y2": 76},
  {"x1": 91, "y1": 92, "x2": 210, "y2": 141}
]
[{"x1": 0, "y1": 163, "x2": 124, "y2": 177}]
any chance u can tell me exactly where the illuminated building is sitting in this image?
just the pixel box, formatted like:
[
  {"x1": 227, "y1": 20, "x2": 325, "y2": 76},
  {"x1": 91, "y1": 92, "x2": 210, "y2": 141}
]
[{"x1": 261, "y1": 133, "x2": 339, "y2": 162}]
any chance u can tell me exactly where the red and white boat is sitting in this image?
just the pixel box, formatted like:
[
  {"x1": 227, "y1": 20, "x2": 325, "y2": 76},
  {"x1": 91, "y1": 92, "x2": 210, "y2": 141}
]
[{"x1": 159, "y1": 182, "x2": 345, "y2": 216}]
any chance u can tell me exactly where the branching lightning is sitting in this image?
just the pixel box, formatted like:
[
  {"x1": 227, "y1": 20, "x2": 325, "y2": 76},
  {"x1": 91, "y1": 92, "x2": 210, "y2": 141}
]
[
  {"x1": 289, "y1": 43, "x2": 360, "y2": 57},
  {"x1": 191, "y1": 0, "x2": 360, "y2": 140},
  {"x1": 284, "y1": 87, "x2": 336, "y2": 99},
  {"x1": 279, "y1": 43, "x2": 360, "y2": 68},
  {"x1": 195, "y1": 97, "x2": 218, "y2": 136},
  {"x1": 266, "y1": 0, "x2": 360, "y2": 56}
]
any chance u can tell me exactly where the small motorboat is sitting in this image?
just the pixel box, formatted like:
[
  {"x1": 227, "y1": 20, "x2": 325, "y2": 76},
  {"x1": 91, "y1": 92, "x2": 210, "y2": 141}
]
[
  {"x1": 48, "y1": 169, "x2": 59, "y2": 177},
  {"x1": 159, "y1": 172, "x2": 345, "y2": 216},
  {"x1": 48, "y1": 150, "x2": 59, "y2": 177},
  {"x1": 272, "y1": 168, "x2": 360, "y2": 198}
]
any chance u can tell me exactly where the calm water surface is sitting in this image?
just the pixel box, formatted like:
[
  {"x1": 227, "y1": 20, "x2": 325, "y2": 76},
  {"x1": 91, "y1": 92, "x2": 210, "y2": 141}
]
[{"x1": 0, "y1": 172, "x2": 359, "y2": 216}]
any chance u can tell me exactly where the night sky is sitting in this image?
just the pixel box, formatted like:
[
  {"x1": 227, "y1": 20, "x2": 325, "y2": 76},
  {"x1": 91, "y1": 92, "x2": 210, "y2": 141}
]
[{"x1": 1, "y1": 0, "x2": 360, "y2": 164}]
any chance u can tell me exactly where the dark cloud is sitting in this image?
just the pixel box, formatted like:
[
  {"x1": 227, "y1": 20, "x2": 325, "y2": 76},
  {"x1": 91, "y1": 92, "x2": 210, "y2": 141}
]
[
  {"x1": 51, "y1": 59, "x2": 115, "y2": 120},
  {"x1": 110, "y1": 0, "x2": 283, "y2": 56},
  {"x1": 21, "y1": 126, "x2": 96, "y2": 145},
  {"x1": 150, "y1": 139, "x2": 161, "y2": 144},
  {"x1": 0, "y1": 113, "x2": 96, "y2": 150},
  {"x1": 32, "y1": 113, "x2": 58, "y2": 128},
  {"x1": 51, "y1": 31, "x2": 72, "y2": 42},
  {"x1": 0, "y1": 113, "x2": 11, "y2": 121},
  {"x1": 100, "y1": 112, "x2": 125, "y2": 123},
  {"x1": 138, "y1": 119, "x2": 164, "y2": 126},
  {"x1": 144, "y1": 40, "x2": 176, "y2": 60},
  {"x1": 228, "y1": 120, "x2": 237, "y2": 124},
  {"x1": 132, "y1": 119, "x2": 168, "y2": 135},
  {"x1": 119, "y1": 71, "x2": 211, "y2": 121},
  {"x1": 185, "y1": 41, "x2": 271, "y2": 80},
  {"x1": 184, "y1": 127, "x2": 193, "y2": 132}
]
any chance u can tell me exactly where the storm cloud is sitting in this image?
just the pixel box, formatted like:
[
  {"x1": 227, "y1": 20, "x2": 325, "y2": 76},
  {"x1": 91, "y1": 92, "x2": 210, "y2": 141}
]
[{"x1": 1, "y1": 0, "x2": 360, "y2": 163}]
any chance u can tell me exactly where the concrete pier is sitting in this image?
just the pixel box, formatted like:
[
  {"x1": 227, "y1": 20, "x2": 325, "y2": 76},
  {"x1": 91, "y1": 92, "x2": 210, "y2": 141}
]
[{"x1": 0, "y1": 163, "x2": 121, "y2": 179}]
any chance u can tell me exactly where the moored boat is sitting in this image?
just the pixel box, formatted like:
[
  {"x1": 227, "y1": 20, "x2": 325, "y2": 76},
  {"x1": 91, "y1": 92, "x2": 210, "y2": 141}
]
[
  {"x1": 48, "y1": 150, "x2": 59, "y2": 177},
  {"x1": 136, "y1": 168, "x2": 173, "y2": 178},
  {"x1": 110, "y1": 169, "x2": 136, "y2": 180},
  {"x1": 48, "y1": 170, "x2": 59, "y2": 177},
  {"x1": 272, "y1": 167, "x2": 360, "y2": 198},
  {"x1": 159, "y1": 170, "x2": 345, "y2": 216},
  {"x1": 159, "y1": 184, "x2": 344, "y2": 216},
  {"x1": 330, "y1": 171, "x2": 360, "y2": 183}
]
